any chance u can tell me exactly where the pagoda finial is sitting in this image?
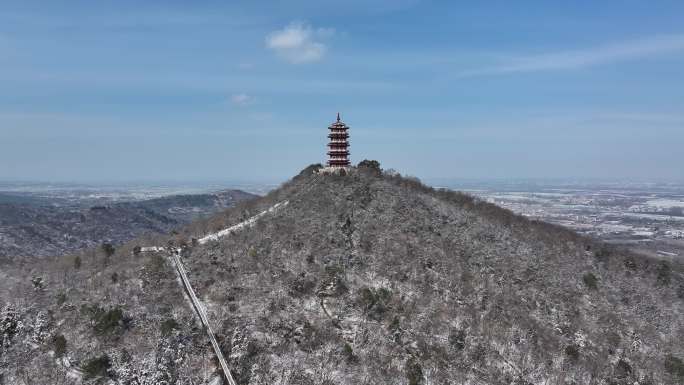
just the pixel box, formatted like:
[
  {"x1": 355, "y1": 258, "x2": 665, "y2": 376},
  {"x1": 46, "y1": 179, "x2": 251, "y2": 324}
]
[{"x1": 336, "y1": 112, "x2": 340, "y2": 122}]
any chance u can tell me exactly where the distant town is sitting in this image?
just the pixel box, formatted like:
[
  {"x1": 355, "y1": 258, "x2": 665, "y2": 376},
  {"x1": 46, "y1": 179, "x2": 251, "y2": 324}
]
[{"x1": 431, "y1": 179, "x2": 684, "y2": 261}]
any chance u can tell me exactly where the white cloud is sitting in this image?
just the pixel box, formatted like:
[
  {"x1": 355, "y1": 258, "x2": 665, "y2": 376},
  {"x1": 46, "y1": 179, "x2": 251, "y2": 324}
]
[
  {"x1": 266, "y1": 22, "x2": 333, "y2": 64},
  {"x1": 458, "y1": 34, "x2": 684, "y2": 77},
  {"x1": 230, "y1": 93, "x2": 254, "y2": 106}
]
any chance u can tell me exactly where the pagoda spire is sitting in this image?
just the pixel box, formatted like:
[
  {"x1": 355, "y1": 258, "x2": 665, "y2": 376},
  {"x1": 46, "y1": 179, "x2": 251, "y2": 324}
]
[{"x1": 336, "y1": 112, "x2": 341, "y2": 122}]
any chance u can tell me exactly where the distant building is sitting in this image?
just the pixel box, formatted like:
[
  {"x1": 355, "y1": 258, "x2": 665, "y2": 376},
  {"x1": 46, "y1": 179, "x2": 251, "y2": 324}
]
[{"x1": 327, "y1": 113, "x2": 350, "y2": 168}]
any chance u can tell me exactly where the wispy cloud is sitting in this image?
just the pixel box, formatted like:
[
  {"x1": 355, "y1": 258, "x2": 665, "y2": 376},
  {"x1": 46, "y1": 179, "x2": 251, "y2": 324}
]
[
  {"x1": 230, "y1": 93, "x2": 254, "y2": 106},
  {"x1": 458, "y1": 34, "x2": 684, "y2": 77},
  {"x1": 266, "y1": 22, "x2": 334, "y2": 64}
]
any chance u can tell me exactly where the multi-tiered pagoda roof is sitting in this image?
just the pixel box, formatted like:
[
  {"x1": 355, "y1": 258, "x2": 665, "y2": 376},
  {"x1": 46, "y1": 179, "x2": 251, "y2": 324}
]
[{"x1": 327, "y1": 113, "x2": 350, "y2": 168}]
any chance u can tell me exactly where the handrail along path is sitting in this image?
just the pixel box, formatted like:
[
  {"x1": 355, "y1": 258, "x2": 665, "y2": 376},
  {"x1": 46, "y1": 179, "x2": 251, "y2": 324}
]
[{"x1": 171, "y1": 248, "x2": 237, "y2": 385}]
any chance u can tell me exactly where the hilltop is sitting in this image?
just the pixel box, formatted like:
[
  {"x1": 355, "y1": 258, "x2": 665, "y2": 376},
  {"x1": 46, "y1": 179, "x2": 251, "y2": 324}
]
[{"x1": 1, "y1": 164, "x2": 682, "y2": 384}]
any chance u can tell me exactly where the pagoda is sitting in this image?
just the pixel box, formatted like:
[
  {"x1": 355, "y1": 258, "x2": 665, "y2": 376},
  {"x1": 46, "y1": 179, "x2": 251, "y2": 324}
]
[{"x1": 327, "y1": 113, "x2": 350, "y2": 168}]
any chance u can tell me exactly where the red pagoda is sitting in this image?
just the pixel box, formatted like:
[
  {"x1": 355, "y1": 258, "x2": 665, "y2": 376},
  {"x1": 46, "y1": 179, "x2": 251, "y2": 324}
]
[{"x1": 327, "y1": 113, "x2": 350, "y2": 168}]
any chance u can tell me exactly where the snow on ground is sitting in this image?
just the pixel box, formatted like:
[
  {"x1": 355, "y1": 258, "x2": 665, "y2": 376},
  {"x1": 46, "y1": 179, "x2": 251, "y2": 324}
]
[
  {"x1": 633, "y1": 231, "x2": 656, "y2": 237},
  {"x1": 598, "y1": 223, "x2": 635, "y2": 233},
  {"x1": 644, "y1": 199, "x2": 684, "y2": 208},
  {"x1": 623, "y1": 213, "x2": 684, "y2": 221},
  {"x1": 657, "y1": 250, "x2": 679, "y2": 257},
  {"x1": 198, "y1": 201, "x2": 289, "y2": 245},
  {"x1": 140, "y1": 246, "x2": 165, "y2": 252}
]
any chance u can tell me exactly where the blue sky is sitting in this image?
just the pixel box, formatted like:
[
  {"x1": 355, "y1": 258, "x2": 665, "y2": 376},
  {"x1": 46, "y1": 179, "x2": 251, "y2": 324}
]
[{"x1": 1, "y1": 0, "x2": 683, "y2": 182}]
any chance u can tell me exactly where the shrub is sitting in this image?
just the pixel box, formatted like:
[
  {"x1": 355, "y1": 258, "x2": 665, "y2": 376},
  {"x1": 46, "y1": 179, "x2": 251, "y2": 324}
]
[
  {"x1": 564, "y1": 344, "x2": 580, "y2": 361},
  {"x1": 82, "y1": 305, "x2": 128, "y2": 336},
  {"x1": 295, "y1": 164, "x2": 323, "y2": 180},
  {"x1": 594, "y1": 246, "x2": 612, "y2": 261},
  {"x1": 582, "y1": 272, "x2": 598, "y2": 290},
  {"x1": 289, "y1": 273, "x2": 317, "y2": 297},
  {"x1": 624, "y1": 257, "x2": 637, "y2": 270},
  {"x1": 53, "y1": 334, "x2": 67, "y2": 357},
  {"x1": 606, "y1": 330, "x2": 621, "y2": 348},
  {"x1": 359, "y1": 287, "x2": 375, "y2": 307},
  {"x1": 101, "y1": 243, "x2": 115, "y2": 258},
  {"x1": 146, "y1": 254, "x2": 166, "y2": 274},
  {"x1": 469, "y1": 344, "x2": 487, "y2": 363},
  {"x1": 360, "y1": 233, "x2": 374, "y2": 252},
  {"x1": 286, "y1": 369, "x2": 315, "y2": 385},
  {"x1": 358, "y1": 287, "x2": 392, "y2": 321},
  {"x1": 95, "y1": 308, "x2": 125, "y2": 335},
  {"x1": 298, "y1": 321, "x2": 335, "y2": 353},
  {"x1": 615, "y1": 359, "x2": 632, "y2": 378},
  {"x1": 656, "y1": 261, "x2": 671, "y2": 286},
  {"x1": 56, "y1": 292, "x2": 67, "y2": 306},
  {"x1": 357, "y1": 159, "x2": 382, "y2": 176},
  {"x1": 665, "y1": 355, "x2": 684, "y2": 379},
  {"x1": 31, "y1": 276, "x2": 44, "y2": 290},
  {"x1": 357, "y1": 159, "x2": 381, "y2": 169},
  {"x1": 82, "y1": 355, "x2": 111, "y2": 379},
  {"x1": 388, "y1": 316, "x2": 400, "y2": 332},
  {"x1": 405, "y1": 358, "x2": 423, "y2": 385},
  {"x1": 160, "y1": 318, "x2": 180, "y2": 337},
  {"x1": 448, "y1": 329, "x2": 466, "y2": 351},
  {"x1": 342, "y1": 343, "x2": 358, "y2": 363},
  {"x1": 231, "y1": 340, "x2": 263, "y2": 384}
]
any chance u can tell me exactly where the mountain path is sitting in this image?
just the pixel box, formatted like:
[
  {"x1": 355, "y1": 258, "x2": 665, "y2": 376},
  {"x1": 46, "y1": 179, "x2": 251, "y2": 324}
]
[
  {"x1": 137, "y1": 175, "x2": 322, "y2": 384},
  {"x1": 198, "y1": 201, "x2": 289, "y2": 245},
  {"x1": 170, "y1": 247, "x2": 237, "y2": 385},
  {"x1": 138, "y1": 198, "x2": 293, "y2": 385}
]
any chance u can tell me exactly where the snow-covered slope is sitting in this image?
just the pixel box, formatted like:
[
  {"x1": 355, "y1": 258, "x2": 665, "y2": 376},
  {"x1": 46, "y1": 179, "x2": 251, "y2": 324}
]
[{"x1": 1, "y1": 165, "x2": 682, "y2": 384}]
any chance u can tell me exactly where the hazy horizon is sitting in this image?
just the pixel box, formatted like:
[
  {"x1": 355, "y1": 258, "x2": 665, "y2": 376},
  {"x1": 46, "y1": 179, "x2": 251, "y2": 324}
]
[
  {"x1": 2, "y1": 1, "x2": 683, "y2": 182},
  {"x1": 2, "y1": 173, "x2": 684, "y2": 187},
  {"x1": 1, "y1": 162, "x2": 684, "y2": 185}
]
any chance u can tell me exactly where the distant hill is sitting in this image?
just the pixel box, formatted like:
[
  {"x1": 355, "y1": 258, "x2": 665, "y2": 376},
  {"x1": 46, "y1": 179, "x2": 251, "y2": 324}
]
[
  {"x1": 0, "y1": 189, "x2": 257, "y2": 257},
  {"x1": 131, "y1": 189, "x2": 257, "y2": 221},
  {"x1": 0, "y1": 192, "x2": 63, "y2": 205},
  {"x1": 0, "y1": 165, "x2": 682, "y2": 384}
]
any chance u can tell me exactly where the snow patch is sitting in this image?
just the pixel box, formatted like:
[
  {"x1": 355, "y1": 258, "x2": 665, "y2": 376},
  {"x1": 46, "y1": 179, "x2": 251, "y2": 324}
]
[{"x1": 198, "y1": 200, "x2": 289, "y2": 244}]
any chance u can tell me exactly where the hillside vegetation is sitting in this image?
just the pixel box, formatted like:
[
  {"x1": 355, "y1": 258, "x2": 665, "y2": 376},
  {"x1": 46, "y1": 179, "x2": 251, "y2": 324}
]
[{"x1": 1, "y1": 164, "x2": 682, "y2": 385}]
